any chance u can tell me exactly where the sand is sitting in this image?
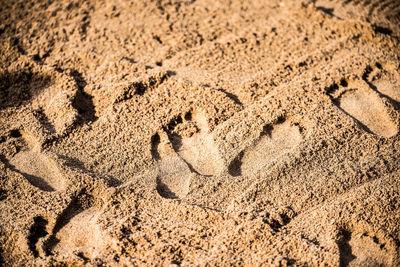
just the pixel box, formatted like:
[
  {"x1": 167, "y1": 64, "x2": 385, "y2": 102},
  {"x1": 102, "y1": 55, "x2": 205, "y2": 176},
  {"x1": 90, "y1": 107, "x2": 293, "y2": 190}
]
[{"x1": 0, "y1": 0, "x2": 400, "y2": 265}]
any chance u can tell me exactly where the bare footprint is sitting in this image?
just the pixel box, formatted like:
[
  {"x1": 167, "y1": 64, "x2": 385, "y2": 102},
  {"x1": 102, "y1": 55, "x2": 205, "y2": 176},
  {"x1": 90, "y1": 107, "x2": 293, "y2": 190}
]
[
  {"x1": 229, "y1": 118, "x2": 302, "y2": 177},
  {"x1": 43, "y1": 191, "x2": 108, "y2": 259},
  {"x1": 48, "y1": 209, "x2": 105, "y2": 259},
  {"x1": 337, "y1": 228, "x2": 399, "y2": 267},
  {"x1": 168, "y1": 111, "x2": 224, "y2": 176},
  {"x1": 8, "y1": 130, "x2": 65, "y2": 192},
  {"x1": 374, "y1": 80, "x2": 400, "y2": 103},
  {"x1": 364, "y1": 62, "x2": 400, "y2": 103},
  {"x1": 152, "y1": 132, "x2": 193, "y2": 199},
  {"x1": 328, "y1": 80, "x2": 398, "y2": 138}
]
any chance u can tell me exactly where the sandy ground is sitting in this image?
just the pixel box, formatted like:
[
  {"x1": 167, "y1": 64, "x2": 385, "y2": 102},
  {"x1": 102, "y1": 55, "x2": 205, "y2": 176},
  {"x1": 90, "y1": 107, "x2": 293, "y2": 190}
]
[{"x1": 1, "y1": 0, "x2": 400, "y2": 265}]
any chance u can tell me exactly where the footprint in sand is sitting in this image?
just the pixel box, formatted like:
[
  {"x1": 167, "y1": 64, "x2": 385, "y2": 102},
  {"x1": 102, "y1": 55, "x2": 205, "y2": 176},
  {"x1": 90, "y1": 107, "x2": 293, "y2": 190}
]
[
  {"x1": 327, "y1": 78, "x2": 398, "y2": 138},
  {"x1": 43, "y1": 191, "x2": 108, "y2": 259},
  {"x1": 228, "y1": 118, "x2": 302, "y2": 177},
  {"x1": 152, "y1": 111, "x2": 224, "y2": 199},
  {"x1": 337, "y1": 227, "x2": 399, "y2": 267},
  {"x1": 374, "y1": 80, "x2": 400, "y2": 103},
  {"x1": 151, "y1": 131, "x2": 193, "y2": 200},
  {"x1": 8, "y1": 129, "x2": 65, "y2": 192},
  {"x1": 363, "y1": 62, "x2": 400, "y2": 103},
  {"x1": 167, "y1": 111, "x2": 224, "y2": 176}
]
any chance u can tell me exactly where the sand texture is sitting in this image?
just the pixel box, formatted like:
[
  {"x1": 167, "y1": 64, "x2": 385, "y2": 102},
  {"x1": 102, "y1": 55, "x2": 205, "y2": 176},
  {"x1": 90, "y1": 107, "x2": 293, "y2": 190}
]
[{"x1": 1, "y1": 0, "x2": 400, "y2": 266}]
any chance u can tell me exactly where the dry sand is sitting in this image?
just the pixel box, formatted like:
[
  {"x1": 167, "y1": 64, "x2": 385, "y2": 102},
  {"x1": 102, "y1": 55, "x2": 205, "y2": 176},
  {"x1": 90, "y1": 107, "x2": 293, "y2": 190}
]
[{"x1": 1, "y1": 0, "x2": 400, "y2": 265}]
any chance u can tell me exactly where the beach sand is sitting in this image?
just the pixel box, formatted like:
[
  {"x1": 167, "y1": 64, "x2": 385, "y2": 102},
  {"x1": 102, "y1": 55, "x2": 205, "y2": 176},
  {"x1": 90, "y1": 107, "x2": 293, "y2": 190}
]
[{"x1": 1, "y1": 0, "x2": 400, "y2": 265}]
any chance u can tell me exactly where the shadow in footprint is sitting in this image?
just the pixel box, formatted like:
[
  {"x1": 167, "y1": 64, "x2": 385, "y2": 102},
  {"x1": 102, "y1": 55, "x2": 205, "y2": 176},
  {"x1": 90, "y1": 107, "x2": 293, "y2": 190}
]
[
  {"x1": 150, "y1": 133, "x2": 161, "y2": 161},
  {"x1": 28, "y1": 216, "x2": 49, "y2": 258},
  {"x1": 68, "y1": 69, "x2": 97, "y2": 124},
  {"x1": 228, "y1": 151, "x2": 244, "y2": 177},
  {"x1": 337, "y1": 229, "x2": 356, "y2": 267},
  {"x1": 0, "y1": 189, "x2": 7, "y2": 201},
  {"x1": 32, "y1": 108, "x2": 57, "y2": 135},
  {"x1": 42, "y1": 190, "x2": 108, "y2": 259},
  {"x1": 156, "y1": 176, "x2": 178, "y2": 199},
  {"x1": 372, "y1": 24, "x2": 392, "y2": 36},
  {"x1": 0, "y1": 71, "x2": 52, "y2": 109},
  {"x1": 28, "y1": 216, "x2": 48, "y2": 258},
  {"x1": 11, "y1": 167, "x2": 55, "y2": 192}
]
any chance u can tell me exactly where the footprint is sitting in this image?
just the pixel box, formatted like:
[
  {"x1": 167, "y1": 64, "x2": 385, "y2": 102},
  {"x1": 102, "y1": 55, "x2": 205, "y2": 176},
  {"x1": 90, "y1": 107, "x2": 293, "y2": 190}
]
[
  {"x1": 156, "y1": 157, "x2": 192, "y2": 199},
  {"x1": 327, "y1": 79, "x2": 398, "y2": 138},
  {"x1": 43, "y1": 191, "x2": 106, "y2": 258},
  {"x1": 374, "y1": 80, "x2": 400, "y2": 103},
  {"x1": 20, "y1": 67, "x2": 98, "y2": 135},
  {"x1": 152, "y1": 131, "x2": 193, "y2": 199},
  {"x1": 167, "y1": 111, "x2": 224, "y2": 176},
  {"x1": 363, "y1": 62, "x2": 400, "y2": 103},
  {"x1": 0, "y1": 67, "x2": 91, "y2": 135},
  {"x1": 228, "y1": 118, "x2": 302, "y2": 177},
  {"x1": 8, "y1": 130, "x2": 65, "y2": 192},
  {"x1": 337, "y1": 227, "x2": 399, "y2": 267}
]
